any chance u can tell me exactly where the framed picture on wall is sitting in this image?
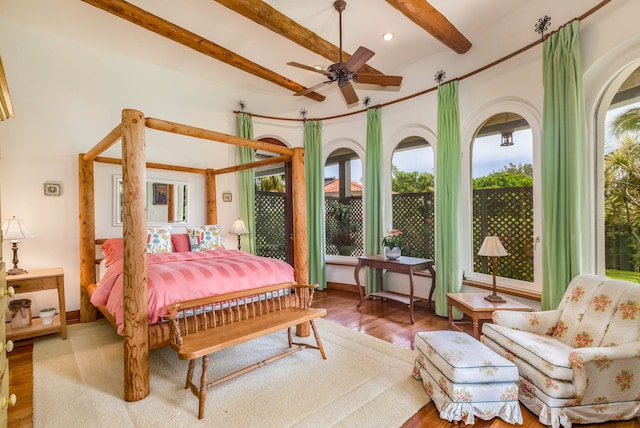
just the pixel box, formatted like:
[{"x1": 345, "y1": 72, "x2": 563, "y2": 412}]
[{"x1": 153, "y1": 183, "x2": 168, "y2": 205}]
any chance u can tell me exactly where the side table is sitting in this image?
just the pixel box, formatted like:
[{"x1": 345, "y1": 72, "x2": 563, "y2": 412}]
[
  {"x1": 355, "y1": 255, "x2": 435, "y2": 324},
  {"x1": 6, "y1": 267, "x2": 66, "y2": 340},
  {"x1": 447, "y1": 292, "x2": 532, "y2": 339}
]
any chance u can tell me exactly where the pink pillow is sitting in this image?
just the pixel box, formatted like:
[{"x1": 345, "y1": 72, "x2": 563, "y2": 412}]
[
  {"x1": 102, "y1": 238, "x2": 123, "y2": 267},
  {"x1": 171, "y1": 233, "x2": 190, "y2": 252}
]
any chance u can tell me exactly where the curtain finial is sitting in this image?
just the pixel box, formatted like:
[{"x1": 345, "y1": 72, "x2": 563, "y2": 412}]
[{"x1": 535, "y1": 15, "x2": 551, "y2": 41}]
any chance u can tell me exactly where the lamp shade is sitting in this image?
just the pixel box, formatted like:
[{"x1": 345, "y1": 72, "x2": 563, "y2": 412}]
[
  {"x1": 478, "y1": 236, "x2": 508, "y2": 257},
  {"x1": 2, "y1": 217, "x2": 32, "y2": 242},
  {"x1": 230, "y1": 219, "x2": 249, "y2": 235}
]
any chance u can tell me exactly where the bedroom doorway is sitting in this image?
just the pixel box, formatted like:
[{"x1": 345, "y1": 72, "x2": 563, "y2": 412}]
[{"x1": 254, "y1": 138, "x2": 294, "y2": 265}]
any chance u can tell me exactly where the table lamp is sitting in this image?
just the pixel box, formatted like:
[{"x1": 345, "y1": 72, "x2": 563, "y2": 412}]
[
  {"x1": 2, "y1": 216, "x2": 32, "y2": 275},
  {"x1": 478, "y1": 236, "x2": 508, "y2": 303},
  {"x1": 230, "y1": 218, "x2": 249, "y2": 251}
]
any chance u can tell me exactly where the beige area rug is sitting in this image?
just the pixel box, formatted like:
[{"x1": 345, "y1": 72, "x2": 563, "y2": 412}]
[{"x1": 33, "y1": 318, "x2": 430, "y2": 427}]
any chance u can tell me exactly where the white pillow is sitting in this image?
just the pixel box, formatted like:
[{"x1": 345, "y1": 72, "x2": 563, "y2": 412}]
[{"x1": 147, "y1": 226, "x2": 173, "y2": 253}]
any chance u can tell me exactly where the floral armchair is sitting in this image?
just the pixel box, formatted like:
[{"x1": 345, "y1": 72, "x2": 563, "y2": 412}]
[{"x1": 481, "y1": 274, "x2": 640, "y2": 428}]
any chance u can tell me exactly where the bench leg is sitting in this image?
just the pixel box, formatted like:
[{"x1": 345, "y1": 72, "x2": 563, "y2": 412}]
[
  {"x1": 198, "y1": 355, "x2": 210, "y2": 420},
  {"x1": 310, "y1": 320, "x2": 327, "y2": 359},
  {"x1": 186, "y1": 359, "x2": 195, "y2": 389},
  {"x1": 287, "y1": 327, "x2": 293, "y2": 348}
]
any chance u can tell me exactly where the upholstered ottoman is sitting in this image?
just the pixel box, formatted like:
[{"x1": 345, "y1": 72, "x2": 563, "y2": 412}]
[{"x1": 412, "y1": 330, "x2": 522, "y2": 425}]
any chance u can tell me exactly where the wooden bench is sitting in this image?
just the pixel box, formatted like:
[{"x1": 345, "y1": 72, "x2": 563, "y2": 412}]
[{"x1": 163, "y1": 282, "x2": 327, "y2": 419}]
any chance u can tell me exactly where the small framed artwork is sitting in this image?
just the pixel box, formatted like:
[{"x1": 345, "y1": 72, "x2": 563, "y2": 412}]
[
  {"x1": 44, "y1": 183, "x2": 62, "y2": 196},
  {"x1": 153, "y1": 183, "x2": 168, "y2": 205},
  {"x1": 222, "y1": 192, "x2": 232, "y2": 202}
]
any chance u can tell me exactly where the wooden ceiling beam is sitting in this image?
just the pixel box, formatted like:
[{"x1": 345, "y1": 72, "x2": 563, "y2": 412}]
[
  {"x1": 0, "y1": 56, "x2": 15, "y2": 120},
  {"x1": 385, "y1": 0, "x2": 472, "y2": 54},
  {"x1": 215, "y1": 0, "x2": 382, "y2": 75},
  {"x1": 81, "y1": 0, "x2": 325, "y2": 101}
]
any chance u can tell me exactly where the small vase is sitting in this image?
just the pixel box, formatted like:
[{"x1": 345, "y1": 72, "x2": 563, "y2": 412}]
[{"x1": 384, "y1": 247, "x2": 401, "y2": 260}]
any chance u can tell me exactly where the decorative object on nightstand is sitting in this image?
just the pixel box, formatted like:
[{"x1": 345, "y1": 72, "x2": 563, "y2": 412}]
[
  {"x1": 6, "y1": 267, "x2": 66, "y2": 340},
  {"x1": 478, "y1": 236, "x2": 508, "y2": 303},
  {"x1": 1, "y1": 216, "x2": 32, "y2": 275},
  {"x1": 230, "y1": 218, "x2": 249, "y2": 251}
]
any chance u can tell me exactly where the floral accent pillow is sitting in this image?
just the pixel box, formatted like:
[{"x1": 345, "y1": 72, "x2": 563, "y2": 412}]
[
  {"x1": 187, "y1": 224, "x2": 223, "y2": 251},
  {"x1": 147, "y1": 226, "x2": 173, "y2": 253}
]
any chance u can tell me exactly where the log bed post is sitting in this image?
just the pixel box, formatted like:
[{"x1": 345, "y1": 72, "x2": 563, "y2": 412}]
[
  {"x1": 292, "y1": 147, "x2": 310, "y2": 337},
  {"x1": 121, "y1": 109, "x2": 150, "y2": 402},
  {"x1": 206, "y1": 169, "x2": 217, "y2": 224},
  {"x1": 78, "y1": 154, "x2": 97, "y2": 322}
]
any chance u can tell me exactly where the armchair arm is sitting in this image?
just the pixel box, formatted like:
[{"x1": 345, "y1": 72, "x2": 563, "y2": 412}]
[
  {"x1": 569, "y1": 341, "x2": 640, "y2": 402},
  {"x1": 492, "y1": 309, "x2": 561, "y2": 335}
]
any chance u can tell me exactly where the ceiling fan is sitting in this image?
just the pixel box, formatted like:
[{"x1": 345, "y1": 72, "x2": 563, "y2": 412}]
[{"x1": 287, "y1": 0, "x2": 403, "y2": 105}]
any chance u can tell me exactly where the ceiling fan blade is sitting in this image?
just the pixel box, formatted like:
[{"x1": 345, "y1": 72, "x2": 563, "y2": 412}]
[
  {"x1": 344, "y1": 46, "x2": 374, "y2": 73},
  {"x1": 340, "y1": 82, "x2": 359, "y2": 105},
  {"x1": 294, "y1": 80, "x2": 333, "y2": 97},
  {"x1": 354, "y1": 73, "x2": 403, "y2": 87},
  {"x1": 287, "y1": 62, "x2": 330, "y2": 75}
]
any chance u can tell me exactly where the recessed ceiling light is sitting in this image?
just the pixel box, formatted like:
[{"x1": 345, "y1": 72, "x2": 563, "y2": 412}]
[{"x1": 383, "y1": 32, "x2": 394, "y2": 41}]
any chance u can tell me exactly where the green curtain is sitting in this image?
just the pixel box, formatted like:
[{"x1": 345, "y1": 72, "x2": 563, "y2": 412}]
[
  {"x1": 235, "y1": 112, "x2": 256, "y2": 254},
  {"x1": 541, "y1": 20, "x2": 588, "y2": 310},
  {"x1": 304, "y1": 120, "x2": 327, "y2": 290},
  {"x1": 434, "y1": 81, "x2": 462, "y2": 317},
  {"x1": 364, "y1": 108, "x2": 384, "y2": 294}
]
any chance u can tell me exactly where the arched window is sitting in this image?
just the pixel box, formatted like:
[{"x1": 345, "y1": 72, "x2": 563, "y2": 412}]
[
  {"x1": 602, "y1": 66, "x2": 640, "y2": 281},
  {"x1": 324, "y1": 148, "x2": 363, "y2": 256},
  {"x1": 470, "y1": 112, "x2": 535, "y2": 283},
  {"x1": 390, "y1": 137, "x2": 434, "y2": 258}
]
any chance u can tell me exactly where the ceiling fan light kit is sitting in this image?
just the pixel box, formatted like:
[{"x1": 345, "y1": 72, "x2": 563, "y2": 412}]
[{"x1": 288, "y1": 0, "x2": 403, "y2": 106}]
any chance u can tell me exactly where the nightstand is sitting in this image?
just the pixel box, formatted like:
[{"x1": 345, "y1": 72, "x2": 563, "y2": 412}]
[{"x1": 6, "y1": 268, "x2": 66, "y2": 340}]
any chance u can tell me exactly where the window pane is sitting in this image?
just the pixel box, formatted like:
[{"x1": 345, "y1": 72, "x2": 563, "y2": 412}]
[
  {"x1": 391, "y1": 139, "x2": 434, "y2": 258},
  {"x1": 324, "y1": 149, "x2": 363, "y2": 256},
  {"x1": 254, "y1": 139, "x2": 289, "y2": 261},
  {"x1": 472, "y1": 114, "x2": 534, "y2": 282},
  {"x1": 604, "y1": 69, "x2": 640, "y2": 281}
]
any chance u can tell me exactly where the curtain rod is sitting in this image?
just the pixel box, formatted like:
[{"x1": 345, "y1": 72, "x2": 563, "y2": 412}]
[{"x1": 235, "y1": 0, "x2": 611, "y2": 123}]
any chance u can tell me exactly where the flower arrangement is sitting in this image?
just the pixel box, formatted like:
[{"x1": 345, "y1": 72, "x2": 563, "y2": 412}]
[{"x1": 382, "y1": 229, "x2": 404, "y2": 249}]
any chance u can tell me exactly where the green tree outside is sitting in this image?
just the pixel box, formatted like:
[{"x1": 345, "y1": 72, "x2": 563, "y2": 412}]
[
  {"x1": 605, "y1": 107, "x2": 640, "y2": 281},
  {"x1": 473, "y1": 163, "x2": 533, "y2": 189}
]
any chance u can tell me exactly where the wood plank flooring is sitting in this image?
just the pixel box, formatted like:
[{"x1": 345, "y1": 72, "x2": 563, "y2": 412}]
[{"x1": 7, "y1": 288, "x2": 640, "y2": 427}]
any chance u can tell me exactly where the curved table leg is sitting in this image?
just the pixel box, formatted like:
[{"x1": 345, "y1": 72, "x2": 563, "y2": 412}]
[
  {"x1": 355, "y1": 260, "x2": 365, "y2": 308},
  {"x1": 408, "y1": 271, "x2": 415, "y2": 324},
  {"x1": 427, "y1": 264, "x2": 436, "y2": 311}
]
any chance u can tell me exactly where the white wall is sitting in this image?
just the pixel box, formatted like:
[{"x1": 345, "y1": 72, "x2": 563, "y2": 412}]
[{"x1": 0, "y1": 1, "x2": 639, "y2": 314}]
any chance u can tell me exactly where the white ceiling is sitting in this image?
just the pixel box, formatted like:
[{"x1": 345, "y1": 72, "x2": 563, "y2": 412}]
[{"x1": 0, "y1": 0, "x2": 607, "y2": 114}]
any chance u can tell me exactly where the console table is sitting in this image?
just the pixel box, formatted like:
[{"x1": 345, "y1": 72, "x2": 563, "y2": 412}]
[{"x1": 355, "y1": 255, "x2": 435, "y2": 324}]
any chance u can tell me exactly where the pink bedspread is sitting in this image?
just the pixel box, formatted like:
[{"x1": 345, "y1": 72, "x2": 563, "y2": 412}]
[{"x1": 90, "y1": 249, "x2": 295, "y2": 335}]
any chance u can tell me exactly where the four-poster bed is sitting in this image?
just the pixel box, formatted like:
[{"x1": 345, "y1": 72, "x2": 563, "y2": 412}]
[{"x1": 78, "y1": 109, "x2": 309, "y2": 402}]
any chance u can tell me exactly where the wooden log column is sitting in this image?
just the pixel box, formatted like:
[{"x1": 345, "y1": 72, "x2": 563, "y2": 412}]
[
  {"x1": 78, "y1": 154, "x2": 97, "y2": 322},
  {"x1": 292, "y1": 147, "x2": 310, "y2": 337},
  {"x1": 206, "y1": 169, "x2": 217, "y2": 224},
  {"x1": 121, "y1": 109, "x2": 150, "y2": 402}
]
